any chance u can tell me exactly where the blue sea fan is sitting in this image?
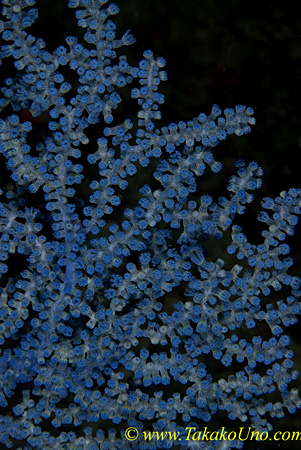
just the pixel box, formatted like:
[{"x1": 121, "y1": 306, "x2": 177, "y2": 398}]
[{"x1": 0, "y1": 1, "x2": 300, "y2": 449}]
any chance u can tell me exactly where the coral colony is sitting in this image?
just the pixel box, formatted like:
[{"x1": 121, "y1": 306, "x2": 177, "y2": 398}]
[{"x1": 0, "y1": 0, "x2": 300, "y2": 449}]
